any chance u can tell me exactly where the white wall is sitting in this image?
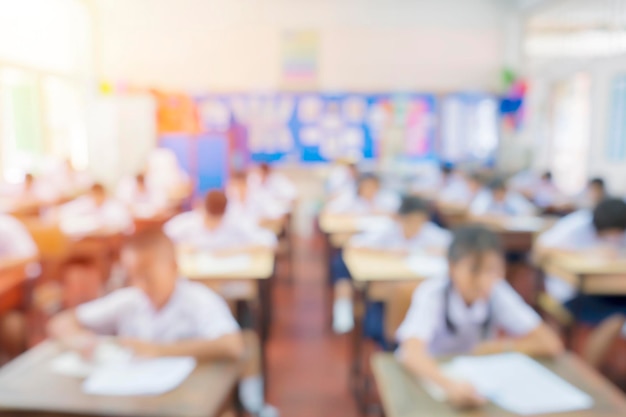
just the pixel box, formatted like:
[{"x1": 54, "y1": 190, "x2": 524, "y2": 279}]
[{"x1": 93, "y1": 0, "x2": 515, "y2": 92}]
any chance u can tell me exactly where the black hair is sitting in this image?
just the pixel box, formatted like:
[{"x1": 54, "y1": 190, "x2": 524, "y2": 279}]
[
  {"x1": 448, "y1": 225, "x2": 503, "y2": 264},
  {"x1": 590, "y1": 177, "x2": 605, "y2": 189},
  {"x1": 357, "y1": 173, "x2": 379, "y2": 187},
  {"x1": 592, "y1": 198, "x2": 626, "y2": 232},
  {"x1": 486, "y1": 176, "x2": 507, "y2": 192},
  {"x1": 398, "y1": 196, "x2": 430, "y2": 216},
  {"x1": 440, "y1": 162, "x2": 454, "y2": 175},
  {"x1": 542, "y1": 171, "x2": 552, "y2": 181},
  {"x1": 445, "y1": 225, "x2": 501, "y2": 337}
]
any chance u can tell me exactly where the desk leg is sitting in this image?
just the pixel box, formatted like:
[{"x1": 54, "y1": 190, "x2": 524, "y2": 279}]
[{"x1": 350, "y1": 283, "x2": 367, "y2": 414}]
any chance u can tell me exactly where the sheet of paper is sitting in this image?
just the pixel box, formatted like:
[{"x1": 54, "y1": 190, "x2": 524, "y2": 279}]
[
  {"x1": 424, "y1": 353, "x2": 593, "y2": 415},
  {"x1": 50, "y1": 342, "x2": 132, "y2": 378},
  {"x1": 355, "y1": 216, "x2": 394, "y2": 232},
  {"x1": 60, "y1": 216, "x2": 101, "y2": 235},
  {"x1": 405, "y1": 255, "x2": 448, "y2": 278},
  {"x1": 505, "y1": 216, "x2": 546, "y2": 232},
  {"x1": 195, "y1": 254, "x2": 251, "y2": 274},
  {"x1": 83, "y1": 357, "x2": 196, "y2": 396}
]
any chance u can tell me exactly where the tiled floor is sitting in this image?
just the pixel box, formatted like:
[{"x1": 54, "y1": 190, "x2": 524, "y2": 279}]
[{"x1": 266, "y1": 234, "x2": 361, "y2": 417}]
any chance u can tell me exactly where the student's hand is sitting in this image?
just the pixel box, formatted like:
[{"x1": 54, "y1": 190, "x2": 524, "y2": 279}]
[
  {"x1": 119, "y1": 339, "x2": 162, "y2": 358},
  {"x1": 65, "y1": 334, "x2": 99, "y2": 360},
  {"x1": 443, "y1": 380, "x2": 486, "y2": 409}
]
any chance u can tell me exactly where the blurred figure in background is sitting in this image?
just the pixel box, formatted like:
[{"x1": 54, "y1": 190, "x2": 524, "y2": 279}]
[
  {"x1": 437, "y1": 171, "x2": 484, "y2": 207},
  {"x1": 577, "y1": 177, "x2": 608, "y2": 210},
  {"x1": 145, "y1": 149, "x2": 192, "y2": 204},
  {"x1": 116, "y1": 173, "x2": 168, "y2": 218},
  {"x1": 326, "y1": 160, "x2": 359, "y2": 197},
  {"x1": 326, "y1": 173, "x2": 400, "y2": 215},
  {"x1": 165, "y1": 190, "x2": 277, "y2": 253},
  {"x1": 248, "y1": 163, "x2": 298, "y2": 209},
  {"x1": 58, "y1": 183, "x2": 133, "y2": 235},
  {"x1": 227, "y1": 171, "x2": 288, "y2": 225},
  {"x1": 46, "y1": 158, "x2": 93, "y2": 198},
  {"x1": 470, "y1": 177, "x2": 536, "y2": 217}
]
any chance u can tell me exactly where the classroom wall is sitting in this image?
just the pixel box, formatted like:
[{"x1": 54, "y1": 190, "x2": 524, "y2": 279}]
[
  {"x1": 93, "y1": 0, "x2": 516, "y2": 92},
  {"x1": 526, "y1": 56, "x2": 626, "y2": 195}
]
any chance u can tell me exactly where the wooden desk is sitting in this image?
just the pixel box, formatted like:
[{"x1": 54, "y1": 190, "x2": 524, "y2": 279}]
[
  {"x1": 0, "y1": 341, "x2": 239, "y2": 417},
  {"x1": 543, "y1": 254, "x2": 626, "y2": 295},
  {"x1": 0, "y1": 258, "x2": 36, "y2": 316},
  {"x1": 373, "y1": 352, "x2": 626, "y2": 417},
  {"x1": 469, "y1": 215, "x2": 556, "y2": 253}
]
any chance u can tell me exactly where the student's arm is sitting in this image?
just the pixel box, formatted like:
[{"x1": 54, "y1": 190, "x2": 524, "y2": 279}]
[
  {"x1": 121, "y1": 333, "x2": 245, "y2": 362},
  {"x1": 473, "y1": 323, "x2": 563, "y2": 357},
  {"x1": 399, "y1": 339, "x2": 486, "y2": 408},
  {"x1": 47, "y1": 310, "x2": 99, "y2": 357},
  {"x1": 478, "y1": 281, "x2": 564, "y2": 358}
]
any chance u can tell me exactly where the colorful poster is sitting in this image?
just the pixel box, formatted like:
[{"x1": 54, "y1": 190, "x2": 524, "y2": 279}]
[
  {"x1": 154, "y1": 92, "x2": 200, "y2": 134},
  {"x1": 281, "y1": 31, "x2": 318, "y2": 91}
]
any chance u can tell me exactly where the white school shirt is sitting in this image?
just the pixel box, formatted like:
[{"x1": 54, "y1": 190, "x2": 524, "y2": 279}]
[
  {"x1": 396, "y1": 278, "x2": 541, "y2": 357},
  {"x1": 226, "y1": 188, "x2": 287, "y2": 222},
  {"x1": 59, "y1": 196, "x2": 133, "y2": 232},
  {"x1": 537, "y1": 210, "x2": 626, "y2": 302},
  {"x1": 350, "y1": 221, "x2": 452, "y2": 252},
  {"x1": 76, "y1": 279, "x2": 239, "y2": 342},
  {"x1": 437, "y1": 178, "x2": 474, "y2": 205},
  {"x1": 0, "y1": 214, "x2": 38, "y2": 259},
  {"x1": 164, "y1": 211, "x2": 277, "y2": 250},
  {"x1": 533, "y1": 180, "x2": 562, "y2": 208},
  {"x1": 326, "y1": 166, "x2": 356, "y2": 196},
  {"x1": 116, "y1": 177, "x2": 168, "y2": 217},
  {"x1": 326, "y1": 190, "x2": 401, "y2": 215},
  {"x1": 469, "y1": 189, "x2": 536, "y2": 216},
  {"x1": 248, "y1": 172, "x2": 298, "y2": 204}
]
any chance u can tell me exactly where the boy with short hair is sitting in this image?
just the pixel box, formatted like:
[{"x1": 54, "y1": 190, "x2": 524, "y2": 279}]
[
  {"x1": 48, "y1": 229, "x2": 277, "y2": 417},
  {"x1": 469, "y1": 177, "x2": 536, "y2": 216},
  {"x1": 397, "y1": 225, "x2": 562, "y2": 408}
]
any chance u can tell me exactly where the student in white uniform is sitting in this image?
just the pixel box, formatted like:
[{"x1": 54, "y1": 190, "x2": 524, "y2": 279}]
[
  {"x1": 397, "y1": 226, "x2": 563, "y2": 408},
  {"x1": 116, "y1": 173, "x2": 168, "y2": 218},
  {"x1": 0, "y1": 214, "x2": 38, "y2": 359},
  {"x1": 536, "y1": 198, "x2": 626, "y2": 333},
  {"x1": 325, "y1": 173, "x2": 401, "y2": 215},
  {"x1": 437, "y1": 171, "x2": 483, "y2": 207},
  {"x1": 469, "y1": 177, "x2": 536, "y2": 217},
  {"x1": 248, "y1": 163, "x2": 298, "y2": 208},
  {"x1": 48, "y1": 158, "x2": 93, "y2": 197},
  {"x1": 58, "y1": 184, "x2": 133, "y2": 234},
  {"x1": 332, "y1": 196, "x2": 451, "y2": 334},
  {"x1": 226, "y1": 171, "x2": 288, "y2": 225},
  {"x1": 47, "y1": 229, "x2": 278, "y2": 417},
  {"x1": 532, "y1": 171, "x2": 562, "y2": 209},
  {"x1": 576, "y1": 177, "x2": 607, "y2": 210},
  {"x1": 164, "y1": 190, "x2": 277, "y2": 253},
  {"x1": 326, "y1": 161, "x2": 359, "y2": 197}
]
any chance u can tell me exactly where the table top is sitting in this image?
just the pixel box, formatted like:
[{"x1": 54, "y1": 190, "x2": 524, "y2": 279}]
[
  {"x1": 181, "y1": 250, "x2": 275, "y2": 281},
  {"x1": 0, "y1": 257, "x2": 35, "y2": 296},
  {"x1": 372, "y1": 352, "x2": 626, "y2": 417},
  {"x1": 468, "y1": 214, "x2": 556, "y2": 234},
  {"x1": 543, "y1": 253, "x2": 626, "y2": 295},
  {"x1": 343, "y1": 249, "x2": 436, "y2": 283},
  {"x1": 0, "y1": 341, "x2": 239, "y2": 417}
]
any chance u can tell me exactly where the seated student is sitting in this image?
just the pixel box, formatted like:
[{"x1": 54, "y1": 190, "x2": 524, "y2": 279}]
[
  {"x1": 58, "y1": 183, "x2": 133, "y2": 234},
  {"x1": 469, "y1": 177, "x2": 536, "y2": 217},
  {"x1": 0, "y1": 214, "x2": 38, "y2": 359},
  {"x1": 437, "y1": 171, "x2": 483, "y2": 207},
  {"x1": 248, "y1": 163, "x2": 298, "y2": 208},
  {"x1": 576, "y1": 177, "x2": 608, "y2": 210},
  {"x1": 47, "y1": 230, "x2": 278, "y2": 417},
  {"x1": 397, "y1": 225, "x2": 563, "y2": 408},
  {"x1": 164, "y1": 190, "x2": 277, "y2": 253},
  {"x1": 48, "y1": 158, "x2": 93, "y2": 196},
  {"x1": 533, "y1": 171, "x2": 562, "y2": 209},
  {"x1": 325, "y1": 173, "x2": 401, "y2": 215},
  {"x1": 227, "y1": 171, "x2": 288, "y2": 225},
  {"x1": 18, "y1": 173, "x2": 59, "y2": 204},
  {"x1": 145, "y1": 149, "x2": 192, "y2": 201},
  {"x1": 412, "y1": 162, "x2": 460, "y2": 196},
  {"x1": 326, "y1": 160, "x2": 359, "y2": 197},
  {"x1": 116, "y1": 173, "x2": 168, "y2": 218},
  {"x1": 536, "y1": 198, "x2": 626, "y2": 324},
  {"x1": 332, "y1": 196, "x2": 451, "y2": 334}
]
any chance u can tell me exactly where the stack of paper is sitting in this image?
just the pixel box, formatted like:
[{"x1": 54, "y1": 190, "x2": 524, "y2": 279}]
[
  {"x1": 83, "y1": 357, "x2": 196, "y2": 396},
  {"x1": 50, "y1": 342, "x2": 132, "y2": 378},
  {"x1": 422, "y1": 353, "x2": 593, "y2": 415},
  {"x1": 505, "y1": 216, "x2": 546, "y2": 232},
  {"x1": 405, "y1": 255, "x2": 448, "y2": 278}
]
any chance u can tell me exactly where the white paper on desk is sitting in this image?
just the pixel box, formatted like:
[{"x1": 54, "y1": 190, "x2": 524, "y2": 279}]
[
  {"x1": 505, "y1": 216, "x2": 546, "y2": 232},
  {"x1": 60, "y1": 216, "x2": 101, "y2": 235},
  {"x1": 195, "y1": 254, "x2": 251, "y2": 274},
  {"x1": 405, "y1": 255, "x2": 448, "y2": 278},
  {"x1": 50, "y1": 342, "x2": 132, "y2": 378},
  {"x1": 422, "y1": 353, "x2": 593, "y2": 415},
  {"x1": 355, "y1": 216, "x2": 394, "y2": 232},
  {"x1": 83, "y1": 357, "x2": 196, "y2": 396}
]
